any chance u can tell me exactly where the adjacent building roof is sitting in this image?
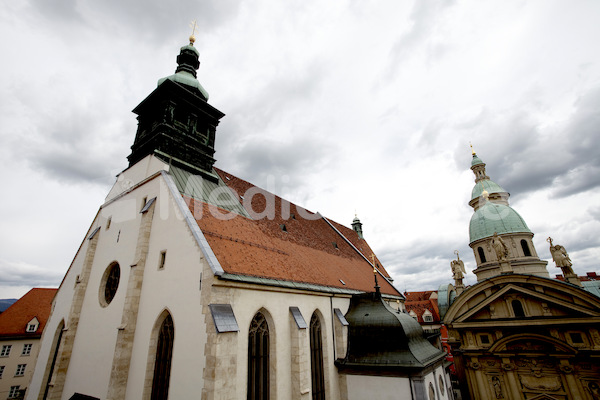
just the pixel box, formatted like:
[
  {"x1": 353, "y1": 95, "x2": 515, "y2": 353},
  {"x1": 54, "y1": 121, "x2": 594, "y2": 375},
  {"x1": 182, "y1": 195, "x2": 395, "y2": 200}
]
[
  {"x1": 404, "y1": 291, "x2": 441, "y2": 323},
  {"x1": 555, "y1": 272, "x2": 600, "y2": 298},
  {"x1": 0, "y1": 288, "x2": 57, "y2": 338},
  {"x1": 176, "y1": 167, "x2": 400, "y2": 297}
]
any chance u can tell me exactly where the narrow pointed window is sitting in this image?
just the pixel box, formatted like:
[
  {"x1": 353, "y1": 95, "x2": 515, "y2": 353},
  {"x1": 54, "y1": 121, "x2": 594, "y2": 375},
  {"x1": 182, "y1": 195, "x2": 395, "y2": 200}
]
[
  {"x1": 42, "y1": 321, "x2": 65, "y2": 400},
  {"x1": 248, "y1": 312, "x2": 269, "y2": 400},
  {"x1": 151, "y1": 314, "x2": 174, "y2": 400},
  {"x1": 310, "y1": 313, "x2": 325, "y2": 400}
]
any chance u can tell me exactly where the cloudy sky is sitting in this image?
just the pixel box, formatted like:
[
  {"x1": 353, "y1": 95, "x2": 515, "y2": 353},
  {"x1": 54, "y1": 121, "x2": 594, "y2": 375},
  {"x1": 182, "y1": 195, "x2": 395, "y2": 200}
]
[{"x1": 1, "y1": 0, "x2": 600, "y2": 299}]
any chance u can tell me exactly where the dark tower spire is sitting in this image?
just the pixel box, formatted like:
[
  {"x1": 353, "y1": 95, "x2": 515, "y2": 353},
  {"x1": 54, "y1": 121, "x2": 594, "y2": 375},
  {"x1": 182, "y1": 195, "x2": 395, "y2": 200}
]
[{"x1": 127, "y1": 37, "x2": 224, "y2": 181}]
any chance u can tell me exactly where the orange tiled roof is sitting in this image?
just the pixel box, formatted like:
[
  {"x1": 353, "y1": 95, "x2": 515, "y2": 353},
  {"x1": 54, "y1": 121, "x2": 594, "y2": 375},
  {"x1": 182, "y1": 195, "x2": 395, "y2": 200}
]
[
  {"x1": 0, "y1": 288, "x2": 57, "y2": 338},
  {"x1": 404, "y1": 291, "x2": 436, "y2": 302},
  {"x1": 185, "y1": 169, "x2": 399, "y2": 296},
  {"x1": 404, "y1": 290, "x2": 441, "y2": 323}
]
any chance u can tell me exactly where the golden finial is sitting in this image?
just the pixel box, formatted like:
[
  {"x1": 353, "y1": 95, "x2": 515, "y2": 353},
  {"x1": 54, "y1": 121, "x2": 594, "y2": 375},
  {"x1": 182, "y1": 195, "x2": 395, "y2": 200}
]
[
  {"x1": 470, "y1": 142, "x2": 476, "y2": 155},
  {"x1": 371, "y1": 253, "x2": 377, "y2": 274},
  {"x1": 189, "y1": 20, "x2": 198, "y2": 44}
]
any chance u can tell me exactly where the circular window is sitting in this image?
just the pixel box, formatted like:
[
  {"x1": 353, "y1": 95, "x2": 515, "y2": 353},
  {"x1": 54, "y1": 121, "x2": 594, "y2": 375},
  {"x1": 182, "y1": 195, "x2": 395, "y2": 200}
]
[
  {"x1": 99, "y1": 263, "x2": 120, "y2": 307},
  {"x1": 429, "y1": 382, "x2": 435, "y2": 400}
]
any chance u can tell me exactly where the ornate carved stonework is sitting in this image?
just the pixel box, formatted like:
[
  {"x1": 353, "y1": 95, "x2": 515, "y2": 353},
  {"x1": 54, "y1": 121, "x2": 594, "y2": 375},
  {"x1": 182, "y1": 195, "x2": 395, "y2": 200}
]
[
  {"x1": 591, "y1": 329, "x2": 600, "y2": 348},
  {"x1": 502, "y1": 363, "x2": 515, "y2": 371},
  {"x1": 519, "y1": 374, "x2": 562, "y2": 392}
]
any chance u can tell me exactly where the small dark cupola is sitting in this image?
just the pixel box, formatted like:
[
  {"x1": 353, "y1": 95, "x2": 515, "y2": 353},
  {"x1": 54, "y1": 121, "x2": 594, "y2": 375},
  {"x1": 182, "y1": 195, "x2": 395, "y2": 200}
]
[
  {"x1": 351, "y1": 214, "x2": 363, "y2": 239},
  {"x1": 335, "y1": 289, "x2": 445, "y2": 375},
  {"x1": 127, "y1": 34, "x2": 225, "y2": 182}
]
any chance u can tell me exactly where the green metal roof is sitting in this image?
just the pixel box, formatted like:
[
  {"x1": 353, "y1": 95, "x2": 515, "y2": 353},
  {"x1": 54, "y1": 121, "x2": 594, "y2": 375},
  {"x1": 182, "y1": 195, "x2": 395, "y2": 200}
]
[
  {"x1": 582, "y1": 281, "x2": 600, "y2": 298},
  {"x1": 471, "y1": 179, "x2": 507, "y2": 201},
  {"x1": 469, "y1": 202, "x2": 531, "y2": 243},
  {"x1": 180, "y1": 44, "x2": 199, "y2": 56},
  {"x1": 338, "y1": 292, "x2": 445, "y2": 370},
  {"x1": 168, "y1": 165, "x2": 250, "y2": 218},
  {"x1": 157, "y1": 71, "x2": 209, "y2": 99}
]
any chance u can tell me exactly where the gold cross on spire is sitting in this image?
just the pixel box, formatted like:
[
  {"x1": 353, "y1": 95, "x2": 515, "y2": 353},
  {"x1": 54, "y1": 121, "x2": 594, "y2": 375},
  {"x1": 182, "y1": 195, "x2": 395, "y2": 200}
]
[{"x1": 189, "y1": 20, "x2": 198, "y2": 44}]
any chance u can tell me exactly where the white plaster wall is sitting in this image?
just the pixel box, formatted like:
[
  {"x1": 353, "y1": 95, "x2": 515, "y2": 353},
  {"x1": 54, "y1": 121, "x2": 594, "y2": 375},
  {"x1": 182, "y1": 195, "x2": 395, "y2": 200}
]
[
  {"x1": 62, "y1": 184, "x2": 143, "y2": 399},
  {"x1": 28, "y1": 165, "x2": 209, "y2": 399},
  {"x1": 423, "y1": 364, "x2": 450, "y2": 400},
  {"x1": 346, "y1": 375, "x2": 412, "y2": 400},
  {"x1": 105, "y1": 155, "x2": 168, "y2": 202},
  {"x1": 125, "y1": 175, "x2": 208, "y2": 399},
  {"x1": 26, "y1": 222, "x2": 95, "y2": 400}
]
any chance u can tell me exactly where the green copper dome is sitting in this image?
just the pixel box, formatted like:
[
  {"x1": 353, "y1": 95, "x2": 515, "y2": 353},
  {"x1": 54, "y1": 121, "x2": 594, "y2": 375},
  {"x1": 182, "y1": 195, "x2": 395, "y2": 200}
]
[
  {"x1": 471, "y1": 154, "x2": 484, "y2": 166},
  {"x1": 471, "y1": 180, "x2": 507, "y2": 201},
  {"x1": 469, "y1": 202, "x2": 531, "y2": 243},
  {"x1": 158, "y1": 72, "x2": 209, "y2": 99},
  {"x1": 157, "y1": 43, "x2": 209, "y2": 100}
]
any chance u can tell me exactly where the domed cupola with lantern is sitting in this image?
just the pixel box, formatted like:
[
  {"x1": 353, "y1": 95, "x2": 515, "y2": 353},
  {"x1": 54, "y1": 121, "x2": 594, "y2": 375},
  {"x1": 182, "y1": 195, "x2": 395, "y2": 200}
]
[{"x1": 467, "y1": 149, "x2": 549, "y2": 281}]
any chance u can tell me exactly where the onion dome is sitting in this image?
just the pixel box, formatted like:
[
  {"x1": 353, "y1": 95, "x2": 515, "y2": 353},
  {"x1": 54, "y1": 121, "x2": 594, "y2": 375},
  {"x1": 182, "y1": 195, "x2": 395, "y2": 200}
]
[
  {"x1": 336, "y1": 292, "x2": 445, "y2": 372},
  {"x1": 351, "y1": 214, "x2": 364, "y2": 239},
  {"x1": 157, "y1": 41, "x2": 209, "y2": 101},
  {"x1": 469, "y1": 201, "x2": 531, "y2": 243},
  {"x1": 471, "y1": 154, "x2": 484, "y2": 166}
]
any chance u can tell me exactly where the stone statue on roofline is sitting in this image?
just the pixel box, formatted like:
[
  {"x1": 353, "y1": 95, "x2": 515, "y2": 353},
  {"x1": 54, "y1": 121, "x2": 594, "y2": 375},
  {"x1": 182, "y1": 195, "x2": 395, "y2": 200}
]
[
  {"x1": 547, "y1": 237, "x2": 575, "y2": 276},
  {"x1": 451, "y1": 250, "x2": 466, "y2": 293},
  {"x1": 491, "y1": 232, "x2": 509, "y2": 262}
]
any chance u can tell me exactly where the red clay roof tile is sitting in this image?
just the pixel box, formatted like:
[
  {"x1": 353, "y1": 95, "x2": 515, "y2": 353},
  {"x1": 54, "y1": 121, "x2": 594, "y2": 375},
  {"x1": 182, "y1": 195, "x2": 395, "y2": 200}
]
[
  {"x1": 0, "y1": 288, "x2": 57, "y2": 338},
  {"x1": 185, "y1": 169, "x2": 400, "y2": 296}
]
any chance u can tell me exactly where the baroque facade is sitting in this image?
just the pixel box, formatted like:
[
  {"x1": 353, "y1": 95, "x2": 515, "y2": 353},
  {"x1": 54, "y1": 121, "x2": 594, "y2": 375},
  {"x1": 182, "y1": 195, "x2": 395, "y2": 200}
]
[
  {"x1": 26, "y1": 38, "x2": 451, "y2": 400},
  {"x1": 441, "y1": 152, "x2": 600, "y2": 400}
]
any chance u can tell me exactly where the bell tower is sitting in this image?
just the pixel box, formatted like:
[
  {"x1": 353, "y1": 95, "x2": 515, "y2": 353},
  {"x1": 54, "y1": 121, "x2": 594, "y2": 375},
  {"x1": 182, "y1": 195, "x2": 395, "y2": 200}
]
[{"x1": 127, "y1": 36, "x2": 225, "y2": 182}]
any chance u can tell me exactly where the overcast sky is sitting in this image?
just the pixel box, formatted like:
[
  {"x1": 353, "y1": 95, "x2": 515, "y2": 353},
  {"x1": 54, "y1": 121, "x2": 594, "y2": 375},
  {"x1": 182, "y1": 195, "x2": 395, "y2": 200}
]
[{"x1": 1, "y1": 0, "x2": 600, "y2": 299}]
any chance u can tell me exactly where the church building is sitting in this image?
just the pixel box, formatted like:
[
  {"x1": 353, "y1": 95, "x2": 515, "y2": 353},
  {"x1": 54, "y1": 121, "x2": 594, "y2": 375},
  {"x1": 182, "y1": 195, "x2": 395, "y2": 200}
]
[
  {"x1": 26, "y1": 36, "x2": 451, "y2": 400},
  {"x1": 440, "y1": 151, "x2": 600, "y2": 400}
]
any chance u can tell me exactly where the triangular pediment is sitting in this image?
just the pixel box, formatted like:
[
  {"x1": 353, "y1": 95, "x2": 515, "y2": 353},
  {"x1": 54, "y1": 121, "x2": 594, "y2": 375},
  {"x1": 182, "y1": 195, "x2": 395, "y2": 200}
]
[
  {"x1": 454, "y1": 283, "x2": 600, "y2": 323},
  {"x1": 527, "y1": 394, "x2": 562, "y2": 400}
]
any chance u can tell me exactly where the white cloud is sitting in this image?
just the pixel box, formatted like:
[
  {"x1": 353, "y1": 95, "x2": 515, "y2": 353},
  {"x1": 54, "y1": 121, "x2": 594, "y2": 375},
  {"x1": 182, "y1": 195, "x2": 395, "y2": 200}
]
[{"x1": 1, "y1": 0, "x2": 600, "y2": 297}]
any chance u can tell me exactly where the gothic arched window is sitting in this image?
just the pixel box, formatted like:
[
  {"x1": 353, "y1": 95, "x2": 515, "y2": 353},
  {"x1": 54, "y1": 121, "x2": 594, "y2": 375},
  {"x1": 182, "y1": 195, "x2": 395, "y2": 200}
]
[
  {"x1": 521, "y1": 239, "x2": 532, "y2": 256},
  {"x1": 248, "y1": 312, "x2": 269, "y2": 400},
  {"x1": 310, "y1": 313, "x2": 326, "y2": 400},
  {"x1": 151, "y1": 314, "x2": 174, "y2": 400},
  {"x1": 477, "y1": 247, "x2": 487, "y2": 263}
]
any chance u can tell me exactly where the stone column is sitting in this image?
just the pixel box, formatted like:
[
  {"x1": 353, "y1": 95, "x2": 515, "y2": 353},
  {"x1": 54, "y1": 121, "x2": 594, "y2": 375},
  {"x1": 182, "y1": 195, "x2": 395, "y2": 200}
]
[
  {"x1": 107, "y1": 201, "x2": 156, "y2": 400},
  {"x1": 45, "y1": 229, "x2": 100, "y2": 400},
  {"x1": 560, "y1": 360, "x2": 582, "y2": 399},
  {"x1": 469, "y1": 357, "x2": 489, "y2": 400},
  {"x1": 290, "y1": 315, "x2": 310, "y2": 400},
  {"x1": 501, "y1": 358, "x2": 522, "y2": 400}
]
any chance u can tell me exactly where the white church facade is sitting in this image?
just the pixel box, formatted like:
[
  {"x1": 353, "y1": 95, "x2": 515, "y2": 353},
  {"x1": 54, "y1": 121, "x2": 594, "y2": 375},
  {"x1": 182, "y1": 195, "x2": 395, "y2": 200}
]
[{"x1": 26, "y1": 37, "x2": 451, "y2": 400}]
